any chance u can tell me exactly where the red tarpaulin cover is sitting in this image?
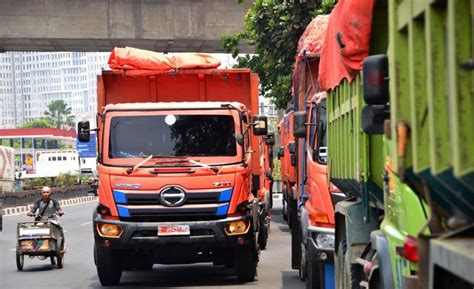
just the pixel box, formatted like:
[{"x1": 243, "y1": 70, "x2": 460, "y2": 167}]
[
  {"x1": 108, "y1": 47, "x2": 221, "y2": 75},
  {"x1": 292, "y1": 15, "x2": 329, "y2": 98},
  {"x1": 318, "y1": 0, "x2": 375, "y2": 91},
  {"x1": 297, "y1": 15, "x2": 329, "y2": 56}
]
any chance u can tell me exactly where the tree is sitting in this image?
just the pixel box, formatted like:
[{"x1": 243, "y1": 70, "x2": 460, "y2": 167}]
[
  {"x1": 222, "y1": 0, "x2": 334, "y2": 109},
  {"x1": 19, "y1": 118, "x2": 53, "y2": 128},
  {"x1": 44, "y1": 100, "x2": 75, "y2": 129}
]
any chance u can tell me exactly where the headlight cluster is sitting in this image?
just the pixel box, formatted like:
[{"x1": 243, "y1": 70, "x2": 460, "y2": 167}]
[
  {"x1": 224, "y1": 220, "x2": 250, "y2": 236},
  {"x1": 315, "y1": 233, "x2": 335, "y2": 249},
  {"x1": 96, "y1": 223, "x2": 123, "y2": 238}
]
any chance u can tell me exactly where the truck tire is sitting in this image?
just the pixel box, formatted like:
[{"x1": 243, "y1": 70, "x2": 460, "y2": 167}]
[
  {"x1": 335, "y1": 236, "x2": 345, "y2": 289},
  {"x1": 299, "y1": 243, "x2": 306, "y2": 281},
  {"x1": 306, "y1": 250, "x2": 322, "y2": 289},
  {"x1": 95, "y1": 244, "x2": 122, "y2": 286},
  {"x1": 234, "y1": 244, "x2": 258, "y2": 283},
  {"x1": 336, "y1": 236, "x2": 360, "y2": 289},
  {"x1": 291, "y1": 208, "x2": 301, "y2": 269},
  {"x1": 258, "y1": 215, "x2": 269, "y2": 250}
]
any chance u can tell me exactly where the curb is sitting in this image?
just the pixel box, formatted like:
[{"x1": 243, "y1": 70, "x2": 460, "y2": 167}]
[{"x1": 2, "y1": 196, "x2": 98, "y2": 217}]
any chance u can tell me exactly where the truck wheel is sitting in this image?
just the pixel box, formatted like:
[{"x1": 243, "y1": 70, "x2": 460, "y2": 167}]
[
  {"x1": 258, "y1": 216, "x2": 269, "y2": 250},
  {"x1": 16, "y1": 250, "x2": 24, "y2": 271},
  {"x1": 95, "y1": 244, "x2": 122, "y2": 286},
  {"x1": 299, "y1": 243, "x2": 306, "y2": 281},
  {"x1": 306, "y1": 252, "x2": 322, "y2": 289},
  {"x1": 335, "y1": 236, "x2": 359, "y2": 289},
  {"x1": 234, "y1": 245, "x2": 258, "y2": 283},
  {"x1": 291, "y1": 210, "x2": 301, "y2": 269}
]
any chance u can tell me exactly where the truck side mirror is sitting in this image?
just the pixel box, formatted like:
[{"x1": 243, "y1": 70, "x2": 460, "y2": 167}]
[
  {"x1": 362, "y1": 54, "x2": 389, "y2": 105},
  {"x1": 293, "y1": 111, "x2": 307, "y2": 138},
  {"x1": 278, "y1": 147, "x2": 284, "y2": 158},
  {"x1": 77, "y1": 121, "x2": 91, "y2": 142},
  {"x1": 265, "y1": 132, "x2": 275, "y2": 146},
  {"x1": 361, "y1": 105, "x2": 390, "y2": 134},
  {"x1": 252, "y1": 115, "x2": 268, "y2": 136},
  {"x1": 288, "y1": 142, "x2": 296, "y2": 154}
]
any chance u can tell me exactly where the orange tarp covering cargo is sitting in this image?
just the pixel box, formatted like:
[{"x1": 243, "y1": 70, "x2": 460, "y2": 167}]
[
  {"x1": 319, "y1": 0, "x2": 376, "y2": 91},
  {"x1": 292, "y1": 15, "x2": 329, "y2": 99},
  {"x1": 108, "y1": 47, "x2": 221, "y2": 76}
]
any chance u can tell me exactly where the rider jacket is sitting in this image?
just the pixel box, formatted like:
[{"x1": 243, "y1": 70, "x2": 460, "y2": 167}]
[{"x1": 30, "y1": 198, "x2": 62, "y2": 220}]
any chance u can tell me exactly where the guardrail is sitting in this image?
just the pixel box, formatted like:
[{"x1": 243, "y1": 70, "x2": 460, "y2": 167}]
[{"x1": 0, "y1": 185, "x2": 89, "y2": 208}]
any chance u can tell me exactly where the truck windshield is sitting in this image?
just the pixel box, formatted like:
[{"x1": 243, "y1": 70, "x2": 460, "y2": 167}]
[{"x1": 109, "y1": 115, "x2": 237, "y2": 158}]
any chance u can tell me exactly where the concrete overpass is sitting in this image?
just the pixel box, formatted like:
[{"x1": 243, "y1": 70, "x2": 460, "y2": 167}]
[{"x1": 0, "y1": 0, "x2": 253, "y2": 53}]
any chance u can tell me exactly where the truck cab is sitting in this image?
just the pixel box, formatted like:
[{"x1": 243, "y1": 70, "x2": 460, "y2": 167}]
[{"x1": 78, "y1": 56, "x2": 268, "y2": 286}]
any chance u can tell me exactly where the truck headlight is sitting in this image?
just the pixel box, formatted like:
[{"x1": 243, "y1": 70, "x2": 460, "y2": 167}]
[
  {"x1": 224, "y1": 220, "x2": 250, "y2": 236},
  {"x1": 96, "y1": 223, "x2": 123, "y2": 238},
  {"x1": 315, "y1": 233, "x2": 335, "y2": 249}
]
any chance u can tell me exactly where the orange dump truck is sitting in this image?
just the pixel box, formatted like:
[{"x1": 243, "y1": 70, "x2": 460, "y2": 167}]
[
  {"x1": 278, "y1": 111, "x2": 297, "y2": 224},
  {"x1": 289, "y1": 15, "x2": 340, "y2": 289},
  {"x1": 78, "y1": 48, "x2": 268, "y2": 286},
  {"x1": 256, "y1": 132, "x2": 275, "y2": 250}
]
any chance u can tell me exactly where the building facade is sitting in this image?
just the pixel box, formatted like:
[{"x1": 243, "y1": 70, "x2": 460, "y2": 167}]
[{"x1": 0, "y1": 52, "x2": 109, "y2": 129}]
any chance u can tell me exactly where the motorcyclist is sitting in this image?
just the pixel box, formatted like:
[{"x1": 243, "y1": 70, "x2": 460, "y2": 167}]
[
  {"x1": 27, "y1": 186, "x2": 65, "y2": 248},
  {"x1": 27, "y1": 186, "x2": 64, "y2": 220}
]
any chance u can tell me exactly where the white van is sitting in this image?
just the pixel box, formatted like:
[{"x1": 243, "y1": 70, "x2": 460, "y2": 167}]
[{"x1": 34, "y1": 150, "x2": 81, "y2": 178}]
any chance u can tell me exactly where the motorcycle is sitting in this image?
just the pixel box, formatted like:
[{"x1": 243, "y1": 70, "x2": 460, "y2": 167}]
[{"x1": 16, "y1": 214, "x2": 65, "y2": 270}]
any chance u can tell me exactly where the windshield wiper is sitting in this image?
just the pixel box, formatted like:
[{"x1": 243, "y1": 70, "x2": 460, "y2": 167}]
[
  {"x1": 188, "y1": 159, "x2": 220, "y2": 174},
  {"x1": 126, "y1": 154, "x2": 153, "y2": 174}
]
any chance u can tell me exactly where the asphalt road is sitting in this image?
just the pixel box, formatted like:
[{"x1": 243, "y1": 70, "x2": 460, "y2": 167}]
[{"x1": 0, "y1": 197, "x2": 304, "y2": 289}]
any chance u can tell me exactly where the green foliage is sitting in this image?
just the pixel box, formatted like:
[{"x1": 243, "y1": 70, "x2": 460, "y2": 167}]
[
  {"x1": 222, "y1": 0, "x2": 334, "y2": 109},
  {"x1": 20, "y1": 118, "x2": 53, "y2": 129},
  {"x1": 21, "y1": 174, "x2": 78, "y2": 190},
  {"x1": 22, "y1": 177, "x2": 54, "y2": 190},
  {"x1": 272, "y1": 158, "x2": 281, "y2": 181},
  {"x1": 55, "y1": 173, "x2": 78, "y2": 187},
  {"x1": 44, "y1": 100, "x2": 75, "y2": 129}
]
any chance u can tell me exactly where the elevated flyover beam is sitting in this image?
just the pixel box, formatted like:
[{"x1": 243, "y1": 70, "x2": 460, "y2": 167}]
[{"x1": 0, "y1": 0, "x2": 253, "y2": 53}]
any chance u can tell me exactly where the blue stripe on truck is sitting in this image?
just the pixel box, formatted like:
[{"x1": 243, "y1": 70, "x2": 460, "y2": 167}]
[
  {"x1": 215, "y1": 204, "x2": 229, "y2": 216},
  {"x1": 113, "y1": 190, "x2": 127, "y2": 204},
  {"x1": 218, "y1": 189, "x2": 232, "y2": 202},
  {"x1": 117, "y1": 205, "x2": 130, "y2": 217}
]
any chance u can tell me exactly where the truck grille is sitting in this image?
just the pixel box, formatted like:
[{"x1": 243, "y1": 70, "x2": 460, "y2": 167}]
[{"x1": 112, "y1": 188, "x2": 232, "y2": 222}]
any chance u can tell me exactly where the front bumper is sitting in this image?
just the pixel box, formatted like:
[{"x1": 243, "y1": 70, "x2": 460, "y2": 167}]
[{"x1": 93, "y1": 212, "x2": 255, "y2": 259}]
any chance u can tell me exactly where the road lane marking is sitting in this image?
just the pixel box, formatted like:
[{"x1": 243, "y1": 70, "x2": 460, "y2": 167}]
[{"x1": 81, "y1": 221, "x2": 92, "y2": 226}]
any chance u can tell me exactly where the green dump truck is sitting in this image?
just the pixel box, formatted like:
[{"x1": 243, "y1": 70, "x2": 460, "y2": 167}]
[{"x1": 295, "y1": 1, "x2": 473, "y2": 288}]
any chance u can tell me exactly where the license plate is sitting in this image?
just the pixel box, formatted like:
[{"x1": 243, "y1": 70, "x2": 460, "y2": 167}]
[{"x1": 157, "y1": 225, "x2": 190, "y2": 236}]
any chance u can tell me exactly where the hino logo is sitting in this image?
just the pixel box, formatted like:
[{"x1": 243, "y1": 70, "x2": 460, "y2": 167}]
[
  {"x1": 116, "y1": 183, "x2": 141, "y2": 189},
  {"x1": 159, "y1": 186, "x2": 186, "y2": 207}
]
